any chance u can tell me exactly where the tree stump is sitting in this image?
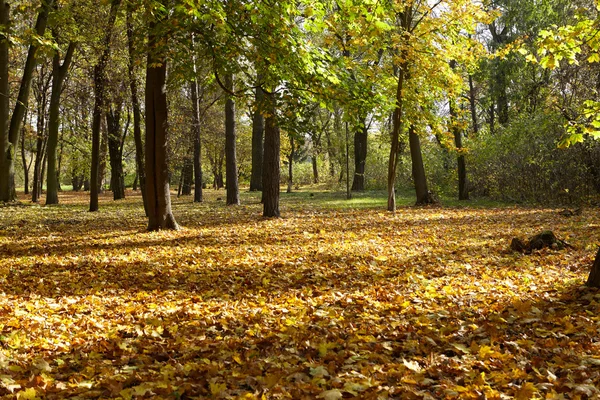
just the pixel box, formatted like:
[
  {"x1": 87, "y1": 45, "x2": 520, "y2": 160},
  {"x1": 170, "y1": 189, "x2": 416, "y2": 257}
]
[{"x1": 510, "y1": 231, "x2": 570, "y2": 253}]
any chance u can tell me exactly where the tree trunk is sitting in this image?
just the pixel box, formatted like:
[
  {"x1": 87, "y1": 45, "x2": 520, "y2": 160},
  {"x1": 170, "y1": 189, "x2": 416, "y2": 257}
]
[
  {"x1": 0, "y1": 2, "x2": 9, "y2": 200},
  {"x1": 312, "y1": 156, "x2": 319, "y2": 184},
  {"x1": 287, "y1": 136, "x2": 294, "y2": 193},
  {"x1": 263, "y1": 91, "x2": 280, "y2": 217},
  {"x1": 127, "y1": 5, "x2": 147, "y2": 214},
  {"x1": 225, "y1": 73, "x2": 239, "y2": 205},
  {"x1": 250, "y1": 84, "x2": 264, "y2": 191},
  {"x1": 0, "y1": 0, "x2": 52, "y2": 202},
  {"x1": 190, "y1": 79, "x2": 203, "y2": 202},
  {"x1": 106, "y1": 104, "x2": 125, "y2": 200},
  {"x1": 20, "y1": 120, "x2": 29, "y2": 195},
  {"x1": 46, "y1": 42, "x2": 75, "y2": 205},
  {"x1": 145, "y1": 11, "x2": 178, "y2": 231},
  {"x1": 351, "y1": 118, "x2": 367, "y2": 191},
  {"x1": 409, "y1": 126, "x2": 434, "y2": 205},
  {"x1": 449, "y1": 96, "x2": 468, "y2": 201},
  {"x1": 90, "y1": 0, "x2": 120, "y2": 212},
  {"x1": 586, "y1": 248, "x2": 600, "y2": 287},
  {"x1": 32, "y1": 89, "x2": 48, "y2": 203},
  {"x1": 181, "y1": 154, "x2": 193, "y2": 195},
  {"x1": 387, "y1": 65, "x2": 406, "y2": 211},
  {"x1": 468, "y1": 74, "x2": 478, "y2": 134}
]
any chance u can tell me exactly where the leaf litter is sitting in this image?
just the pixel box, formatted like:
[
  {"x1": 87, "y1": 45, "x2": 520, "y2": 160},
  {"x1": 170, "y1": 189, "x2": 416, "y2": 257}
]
[{"x1": 0, "y1": 191, "x2": 599, "y2": 399}]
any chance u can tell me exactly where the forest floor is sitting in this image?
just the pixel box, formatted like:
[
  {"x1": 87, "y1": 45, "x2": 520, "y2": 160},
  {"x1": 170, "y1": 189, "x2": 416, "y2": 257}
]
[{"x1": 0, "y1": 189, "x2": 599, "y2": 399}]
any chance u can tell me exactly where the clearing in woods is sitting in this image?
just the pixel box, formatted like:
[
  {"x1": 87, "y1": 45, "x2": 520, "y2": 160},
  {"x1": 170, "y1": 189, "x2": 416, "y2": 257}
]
[{"x1": 0, "y1": 190, "x2": 598, "y2": 398}]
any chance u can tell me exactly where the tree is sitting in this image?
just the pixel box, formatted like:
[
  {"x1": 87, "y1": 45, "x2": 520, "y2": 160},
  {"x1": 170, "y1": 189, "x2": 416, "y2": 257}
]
[
  {"x1": 250, "y1": 83, "x2": 264, "y2": 192},
  {"x1": 225, "y1": 73, "x2": 239, "y2": 205},
  {"x1": 145, "y1": 2, "x2": 178, "y2": 231},
  {"x1": 90, "y1": 0, "x2": 120, "y2": 211}
]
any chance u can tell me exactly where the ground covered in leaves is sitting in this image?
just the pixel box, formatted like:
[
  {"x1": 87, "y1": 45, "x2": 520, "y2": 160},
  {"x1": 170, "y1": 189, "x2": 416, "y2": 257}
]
[{"x1": 1, "y1": 190, "x2": 599, "y2": 399}]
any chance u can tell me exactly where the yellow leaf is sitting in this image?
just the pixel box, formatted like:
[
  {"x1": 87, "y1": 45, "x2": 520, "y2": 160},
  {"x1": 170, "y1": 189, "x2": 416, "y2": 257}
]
[
  {"x1": 515, "y1": 382, "x2": 537, "y2": 400},
  {"x1": 16, "y1": 388, "x2": 38, "y2": 400}
]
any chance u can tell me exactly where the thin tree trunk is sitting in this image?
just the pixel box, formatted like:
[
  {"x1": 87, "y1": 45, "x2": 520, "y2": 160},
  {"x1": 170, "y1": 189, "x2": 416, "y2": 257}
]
[
  {"x1": 181, "y1": 154, "x2": 193, "y2": 195},
  {"x1": 190, "y1": 75, "x2": 203, "y2": 202},
  {"x1": 106, "y1": 104, "x2": 125, "y2": 200},
  {"x1": 387, "y1": 63, "x2": 406, "y2": 211},
  {"x1": 225, "y1": 73, "x2": 239, "y2": 205},
  {"x1": 449, "y1": 96, "x2": 468, "y2": 201},
  {"x1": 312, "y1": 156, "x2": 319, "y2": 184},
  {"x1": 20, "y1": 119, "x2": 29, "y2": 194},
  {"x1": 263, "y1": 91, "x2": 280, "y2": 217},
  {"x1": 0, "y1": 1, "x2": 9, "y2": 200},
  {"x1": 468, "y1": 74, "x2": 478, "y2": 134},
  {"x1": 46, "y1": 41, "x2": 75, "y2": 205},
  {"x1": 409, "y1": 126, "x2": 434, "y2": 205},
  {"x1": 351, "y1": 118, "x2": 367, "y2": 191},
  {"x1": 250, "y1": 83, "x2": 264, "y2": 191},
  {"x1": 90, "y1": 0, "x2": 120, "y2": 212},
  {"x1": 145, "y1": 9, "x2": 178, "y2": 231},
  {"x1": 126, "y1": 5, "x2": 147, "y2": 214},
  {"x1": 287, "y1": 136, "x2": 294, "y2": 193}
]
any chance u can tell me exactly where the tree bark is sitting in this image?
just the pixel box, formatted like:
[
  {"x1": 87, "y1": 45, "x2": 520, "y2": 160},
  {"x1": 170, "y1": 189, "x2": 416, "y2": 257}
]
[
  {"x1": 250, "y1": 84, "x2": 264, "y2": 191},
  {"x1": 387, "y1": 65, "x2": 405, "y2": 211},
  {"x1": 409, "y1": 126, "x2": 434, "y2": 205},
  {"x1": 190, "y1": 79, "x2": 203, "y2": 202},
  {"x1": 46, "y1": 41, "x2": 76, "y2": 205},
  {"x1": 351, "y1": 118, "x2": 368, "y2": 191},
  {"x1": 586, "y1": 248, "x2": 600, "y2": 288},
  {"x1": 449, "y1": 97, "x2": 468, "y2": 201},
  {"x1": 312, "y1": 156, "x2": 319, "y2": 184},
  {"x1": 263, "y1": 91, "x2": 280, "y2": 217},
  {"x1": 287, "y1": 136, "x2": 294, "y2": 193},
  {"x1": 106, "y1": 103, "x2": 125, "y2": 200},
  {"x1": 20, "y1": 119, "x2": 29, "y2": 194},
  {"x1": 225, "y1": 73, "x2": 239, "y2": 205},
  {"x1": 468, "y1": 74, "x2": 478, "y2": 134},
  {"x1": 1, "y1": 0, "x2": 52, "y2": 201},
  {"x1": 0, "y1": 1, "x2": 9, "y2": 201},
  {"x1": 32, "y1": 74, "x2": 49, "y2": 203},
  {"x1": 90, "y1": 0, "x2": 120, "y2": 212},
  {"x1": 145, "y1": 11, "x2": 178, "y2": 231},
  {"x1": 127, "y1": 5, "x2": 148, "y2": 214},
  {"x1": 181, "y1": 154, "x2": 193, "y2": 195}
]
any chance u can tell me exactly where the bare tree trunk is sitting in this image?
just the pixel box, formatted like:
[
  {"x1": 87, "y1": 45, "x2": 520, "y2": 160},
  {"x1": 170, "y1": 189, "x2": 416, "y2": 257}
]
[
  {"x1": 0, "y1": 2, "x2": 9, "y2": 200},
  {"x1": 351, "y1": 117, "x2": 367, "y2": 191},
  {"x1": 287, "y1": 136, "x2": 294, "y2": 193},
  {"x1": 126, "y1": 5, "x2": 147, "y2": 214},
  {"x1": 145, "y1": 8, "x2": 178, "y2": 231},
  {"x1": 224, "y1": 74, "x2": 239, "y2": 205},
  {"x1": 449, "y1": 94, "x2": 468, "y2": 201},
  {"x1": 468, "y1": 74, "x2": 478, "y2": 134},
  {"x1": 263, "y1": 91, "x2": 280, "y2": 217},
  {"x1": 387, "y1": 65, "x2": 405, "y2": 211},
  {"x1": 312, "y1": 156, "x2": 319, "y2": 184},
  {"x1": 190, "y1": 79, "x2": 203, "y2": 202},
  {"x1": 90, "y1": 0, "x2": 120, "y2": 212},
  {"x1": 106, "y1": 103, "x2": 125, "y2": 200},
  {"x1": 250, "y1": 83, "x2": 264, "y2": 191},
  {"x1": 409, "y1": 126, "x2": 434, "y2": 205},
  {"x1": 46, "y1": 41, "x2": 76, "y2": 205},
  {"x1": 20, "y1": 120, "x2": 29, "y2": 194}
]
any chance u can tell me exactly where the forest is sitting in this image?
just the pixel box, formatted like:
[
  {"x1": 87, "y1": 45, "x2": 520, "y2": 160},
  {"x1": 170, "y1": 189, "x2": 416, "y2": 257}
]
[{"x1": 1, "y1": 0, "x2": 600, "y2": 398}]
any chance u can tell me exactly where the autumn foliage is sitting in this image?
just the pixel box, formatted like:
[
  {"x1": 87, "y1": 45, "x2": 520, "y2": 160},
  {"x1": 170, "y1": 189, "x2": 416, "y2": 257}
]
[{"x1": 1, "y1": 191, "x2": 599, "y2": 399}]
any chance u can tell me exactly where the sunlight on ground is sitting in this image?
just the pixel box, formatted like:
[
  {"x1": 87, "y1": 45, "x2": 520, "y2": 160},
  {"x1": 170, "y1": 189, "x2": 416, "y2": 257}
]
[{"x1": 0, "y1": 190, "x2": 599, "y2": 398}]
